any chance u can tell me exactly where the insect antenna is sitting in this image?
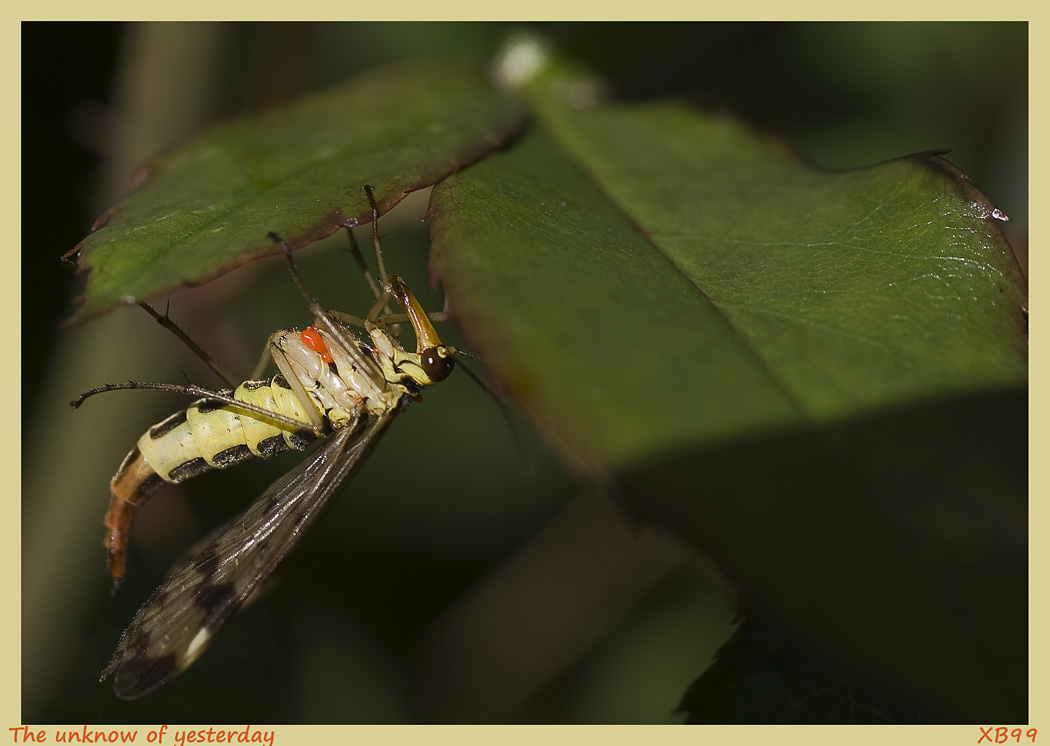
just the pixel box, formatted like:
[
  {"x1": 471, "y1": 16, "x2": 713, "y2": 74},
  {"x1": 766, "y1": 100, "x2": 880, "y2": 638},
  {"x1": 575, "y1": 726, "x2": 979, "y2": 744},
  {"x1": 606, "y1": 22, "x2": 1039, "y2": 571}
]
[{"x1": 454, "y1": 352, "x2": 535, "y2": 477}]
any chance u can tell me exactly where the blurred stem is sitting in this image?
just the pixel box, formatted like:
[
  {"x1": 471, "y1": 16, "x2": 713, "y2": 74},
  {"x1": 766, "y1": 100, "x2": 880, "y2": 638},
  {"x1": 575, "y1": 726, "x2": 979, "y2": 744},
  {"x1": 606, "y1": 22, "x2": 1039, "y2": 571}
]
[
  {"x1": 416, "y1": 489, "x2": 725, "y2": 721},
  {"x1": 22, "y1": 22, "x2": 231, "y2": 715}
]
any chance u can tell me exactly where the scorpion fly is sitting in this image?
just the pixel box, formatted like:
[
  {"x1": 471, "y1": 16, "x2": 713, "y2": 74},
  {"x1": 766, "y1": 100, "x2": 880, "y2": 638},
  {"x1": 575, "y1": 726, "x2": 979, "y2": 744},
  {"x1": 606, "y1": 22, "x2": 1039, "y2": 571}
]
[{"x1": 71, "y1": 187, "x2": 456, "y2": 699}]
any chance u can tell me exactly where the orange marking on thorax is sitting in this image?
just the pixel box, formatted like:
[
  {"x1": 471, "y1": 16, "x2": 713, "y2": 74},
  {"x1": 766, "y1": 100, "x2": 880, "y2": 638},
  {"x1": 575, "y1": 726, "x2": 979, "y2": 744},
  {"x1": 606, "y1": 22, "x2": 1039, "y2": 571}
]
[{"x1": 301, "y1": 325, "x2": 333, "y2": 363}]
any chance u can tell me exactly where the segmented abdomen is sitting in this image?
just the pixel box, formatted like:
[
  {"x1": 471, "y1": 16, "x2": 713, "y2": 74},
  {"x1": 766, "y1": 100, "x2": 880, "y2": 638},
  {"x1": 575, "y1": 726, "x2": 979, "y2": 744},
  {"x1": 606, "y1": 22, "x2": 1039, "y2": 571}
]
[{"x1": 104, "y1": 375, "x2": 322, "y2": 582}]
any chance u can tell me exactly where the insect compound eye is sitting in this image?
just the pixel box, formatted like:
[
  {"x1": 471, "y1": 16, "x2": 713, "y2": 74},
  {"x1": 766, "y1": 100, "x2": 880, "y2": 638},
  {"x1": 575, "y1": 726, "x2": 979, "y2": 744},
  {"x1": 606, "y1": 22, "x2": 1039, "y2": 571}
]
[{"x1": 421, "y1": 347, "x2": 455, "y2": 382}]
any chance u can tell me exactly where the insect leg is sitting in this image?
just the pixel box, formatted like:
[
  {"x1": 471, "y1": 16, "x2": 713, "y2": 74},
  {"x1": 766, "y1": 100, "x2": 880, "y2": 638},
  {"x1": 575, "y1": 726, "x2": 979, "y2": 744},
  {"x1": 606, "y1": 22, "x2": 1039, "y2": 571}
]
[
  {"x1": 326, "y1": 309, "x2": 369, "y2": 330},
  {"x1": 72, "y1": 381, "x2": 316, "y2": 432},
  {"x1": 267, "y1": 232, "x2": 378, "y2": 379},
  {"x1": 248, "y1": 339, "x2": 276, "y2": 381},
  {"x1": 89, "y1": 375, "x2": 323, "y2": 585},
  {"x1": 344, "y1": 226, "x2": 383, "y2": 302},
  {"x1": 333, "y1": 308, "x2": 450, "y2": 329},
  {"x1": 363, "y1": 184, "x2": 389, "y2": 290},
  {"x1": 137, "y1": 302, "x2": 239, "y2": 388},
  {"x1": 364, "y1": 185, "x2": 450, "y2": 329},
  {"x1": 267, "y1": 333, "x2": 326, "y2": 433}
]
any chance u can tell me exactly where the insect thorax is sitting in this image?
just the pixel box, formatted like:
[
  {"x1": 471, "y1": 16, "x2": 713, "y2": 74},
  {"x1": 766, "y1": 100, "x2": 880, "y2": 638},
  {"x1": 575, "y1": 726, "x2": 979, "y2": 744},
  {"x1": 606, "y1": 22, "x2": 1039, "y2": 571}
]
[{"x1": 273, "y1": 325, "x2": 411, "y2": 424}]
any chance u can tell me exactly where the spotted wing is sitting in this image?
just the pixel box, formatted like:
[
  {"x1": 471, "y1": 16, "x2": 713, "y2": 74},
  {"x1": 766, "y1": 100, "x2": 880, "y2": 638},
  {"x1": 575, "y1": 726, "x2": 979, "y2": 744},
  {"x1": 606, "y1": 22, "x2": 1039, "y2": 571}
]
[{"x1": 102, "y1": 409, "x2": 398, "y2": 700}]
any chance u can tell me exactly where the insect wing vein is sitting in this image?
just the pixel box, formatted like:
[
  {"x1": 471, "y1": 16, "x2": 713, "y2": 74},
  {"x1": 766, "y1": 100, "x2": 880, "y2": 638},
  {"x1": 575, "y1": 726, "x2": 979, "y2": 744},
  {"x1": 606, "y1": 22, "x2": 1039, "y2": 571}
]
[{"x1": 103, "y1": 410, "x2": 397, "y2": 700}]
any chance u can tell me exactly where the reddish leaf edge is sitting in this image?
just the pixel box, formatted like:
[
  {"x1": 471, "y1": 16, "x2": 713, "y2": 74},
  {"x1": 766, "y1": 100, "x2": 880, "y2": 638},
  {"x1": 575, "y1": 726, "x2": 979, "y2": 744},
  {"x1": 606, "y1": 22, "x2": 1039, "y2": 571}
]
[{"x1": 62, "y1": 111, "x2": 527, "y2": 327}]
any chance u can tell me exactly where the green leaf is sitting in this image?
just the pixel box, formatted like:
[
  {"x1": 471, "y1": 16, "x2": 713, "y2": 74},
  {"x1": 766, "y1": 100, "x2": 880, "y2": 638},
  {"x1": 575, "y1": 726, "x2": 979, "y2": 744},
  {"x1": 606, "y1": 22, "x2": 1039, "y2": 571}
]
[
  {"x1": 656, "y1": 390, "x2": 1026, "y2": 722},
  {"x1": 428, "y1": 54, "x2": 1026, "y2": 719},
  {"x1": 69, "y1": 60, "x2": 524, "y2": 321},
  {"x1": 430, "y1": 76, "x2": 1025, "y2": 467},
  {"x1": 59, "y1": 39, "x2": 1026, "y2": 720}
]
